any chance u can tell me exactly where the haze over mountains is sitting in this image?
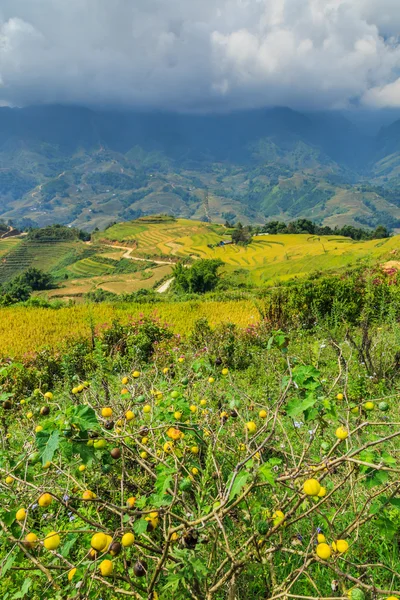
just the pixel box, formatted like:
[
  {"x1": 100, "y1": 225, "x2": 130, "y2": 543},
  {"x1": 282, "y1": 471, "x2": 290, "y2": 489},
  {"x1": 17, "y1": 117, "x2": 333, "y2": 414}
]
[{"x1": 1, "y1": 104, "x2": 400, "y2": 231}]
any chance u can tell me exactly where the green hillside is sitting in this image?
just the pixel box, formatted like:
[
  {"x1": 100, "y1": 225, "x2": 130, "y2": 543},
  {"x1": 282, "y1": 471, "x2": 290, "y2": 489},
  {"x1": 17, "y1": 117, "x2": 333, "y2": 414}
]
[{"x1": 1, "y1": 106, "x2": 400, "y2": 232}]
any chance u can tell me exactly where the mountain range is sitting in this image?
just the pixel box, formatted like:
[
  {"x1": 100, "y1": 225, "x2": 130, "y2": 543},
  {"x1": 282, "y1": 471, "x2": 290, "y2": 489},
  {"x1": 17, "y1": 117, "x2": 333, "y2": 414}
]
[{"x1": 1, "y1": 105, "x2": 400, "y2": 231}]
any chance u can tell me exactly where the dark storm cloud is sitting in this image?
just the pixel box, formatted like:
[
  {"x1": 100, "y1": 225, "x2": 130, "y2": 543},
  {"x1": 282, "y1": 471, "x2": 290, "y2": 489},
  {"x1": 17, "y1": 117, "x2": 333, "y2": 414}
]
[{"x1": 1, "y1": 0, "x2": 400, "y2": 111}]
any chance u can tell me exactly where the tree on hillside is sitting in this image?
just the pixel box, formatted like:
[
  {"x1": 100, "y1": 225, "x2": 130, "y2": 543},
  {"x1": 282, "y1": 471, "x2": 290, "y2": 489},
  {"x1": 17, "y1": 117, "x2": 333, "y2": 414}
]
[
  {"x1": 231, "y1": 223, "x2": 253, "y2": 245},
  {"x1": 173, "y1": 259, "x2": 224, "y2": 294},
  {"x1": 17, "y1": 268, "x2": 54, "y2": 291}
]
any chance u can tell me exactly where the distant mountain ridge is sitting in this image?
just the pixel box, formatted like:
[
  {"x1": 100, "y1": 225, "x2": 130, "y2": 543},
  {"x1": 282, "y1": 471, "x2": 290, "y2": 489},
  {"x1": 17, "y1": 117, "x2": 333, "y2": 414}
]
[{"x1": 0, "y1": 104, "x2": 400, "y2": 231}]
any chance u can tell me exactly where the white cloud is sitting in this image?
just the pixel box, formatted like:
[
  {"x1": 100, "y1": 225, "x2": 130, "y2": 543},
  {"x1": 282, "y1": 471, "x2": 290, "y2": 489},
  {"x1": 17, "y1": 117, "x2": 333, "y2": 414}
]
[{"x1": 0, "y1": 0, "x2": 400, "y2": 110}]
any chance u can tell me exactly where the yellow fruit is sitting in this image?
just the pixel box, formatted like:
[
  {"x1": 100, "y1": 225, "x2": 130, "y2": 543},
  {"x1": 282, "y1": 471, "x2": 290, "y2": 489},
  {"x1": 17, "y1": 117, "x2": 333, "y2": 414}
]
[
  {"x1": 272, "y1": 510, "x2": 285, "y2": 526},
  {"x1": 316, "y1": 542, "x2": 331, "y2": 559},
  {"x1": 191, "y1": 446, "x2": 199, "y2": 454},
  {"x1": 24, "y1": 532, "x2": 38, "y2": 548},
  {"x1": 189, "y1": 405, "x2": 198, "y2": 413},
  {"x1": 78, "y1": 464, "x2": 86, "y2": 472},
  {"x1": 125, "y1": 410, "x2": 134, "y2": 421},
  {"x1": 143, "y1": 405, "x2": 151, "y2": 414},
  {"x1": 101, "y1": 407, "x2": 112, "y2": 418},
  {"x1": 35, "y1": 425, "x2": 43, "y2": 433},
  {"x1": 246, "y1": 421, "x2": 257, "y2": 434},
  {"x1": 91, "y1": 533, "x2": 108, "y2": 552},
  {"x1": 259, "y1": 410, "x2": 267, "y2": 419},
  {"x1": 208, "y1": 377, "x2": 215, "y2": 383},
  {"x1": 140, "y1": 451, "x2": 148, "y2": 459},
  {"x1": 170, "y1": 532, "x2": 179, "y2": 541},
  {"x1": 163, "y1": 367, "x2": 169, "y2": 374},
  {"x1": 99, "y1": 559, "x2": 113, "y2": 577},
  {"x1": 68, "y1": 568, "x2": 76, "y2": 581},
  {"x1": 38, "y1": 493, "x2": 52, "y2": 507},
  {"x1": 222, "y1": 368, "x2": 229, "y2": 375},
  {"x1": 121, "y1": 532, "x2": 135, "y2": 547},
  {"x1": 178, "y1": 357, "x2": 184, "y2": 363},
  {"x1": 351, "y1": 406, "x2": 360, "y2": 414},
  {"x1": 94, "y1": 439, "x2": 107, "y2": 449},
  {"x1": 386, "y1": 597, "x2": 399, "y2": 600},
  {"x1": 82, "y1": 490, "x2": 96, "y2": 501},
  {"x1": 146, "y1": 511, "x2": 159, "y2": 530},
  {"x1": 200, "y1": 399, "x2": 207, "y2": 407},
  {"x1": 303, "y1": 479, "x2": 321, "y2": 497},
  {"x1": 132, "y1": 370, "x2": 140, "y2": 378},
  {"x1": 122, "y1": 376, "x2": 129, "y2": 385},
  {"x1": 126, "y1": 496, "x2": 136, "y2": 508},
  {"x1": 103, "y1": 534, "x2": 113, "y2": 551},
  {"x1": 26, "y1": 412, "x2": 33, "y2": 419},
  {"x1": 167, "y1": 427, "x2": 182, "y2": 441},
  {"x1": 141, "y1": 437, "x2": 149, "y2": 444},
  {"x1": 5, "y1": 476, "x2": 13, "y2": 485},
  {"x1": 191, "y1": 467, "x2": 199, "y2": 475},
  {"x1": 164, "y1": 441, "x2": 174, "y2": 453},
  {"x1": 317, "y1": 533, "x2": 326, "y2": 543},
  {"x1": 44, "y1": 531, "x2": 60, "y2": 550},
  {"x1": 44, "y1": 392, "x2": 53, "y2": 400},
  {"x1": 238, "y1": 443, "x2": 246, "y2": 451},
  {"x1": 364, "y1": 402, "x2": 375, "y2": 411},
  {"x1": 16, "y1": 508, "x2": 26, "y2": 521},
  {"x1": 335, "y1": 426, "x2": 349, "y2": 440},
  {"x1": 336, "y1": 393, "x2": 344, "y2": 401},
  {"x1": 317, "y1": 486, "x2": 327, "y2": 498},
  {"x1": 174, "y1": 411, "x2": 182, "y2": 420},
  {"x1": 72, "y1": 387, "x2": 79, "y2": 395},
  {"x1": 121, "y1": 388, "x2": 129, "y2": 395},
  {"x1": 332, "y1": 539, "x2": 349, "y2": 553},
  {"x1": 220, "y1": 411, "x2": 229, "y2": 419}
]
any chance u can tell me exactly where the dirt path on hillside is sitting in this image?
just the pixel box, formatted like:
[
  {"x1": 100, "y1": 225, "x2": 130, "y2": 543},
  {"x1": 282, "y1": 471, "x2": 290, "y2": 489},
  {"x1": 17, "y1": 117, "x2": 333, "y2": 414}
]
[
  {"x1": 103, "y1": 244, "x2": 173, "y2": 265},
  {"x1": 156, "y1": 278, "x2": 174, "y2": 293}
]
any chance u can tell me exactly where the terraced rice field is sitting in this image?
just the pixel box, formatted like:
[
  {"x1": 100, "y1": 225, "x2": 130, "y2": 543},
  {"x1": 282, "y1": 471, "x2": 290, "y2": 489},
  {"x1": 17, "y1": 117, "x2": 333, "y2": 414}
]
[
  {"x1": 96, "y1": 218, "x2": 400, "y2": 283},
  {"x1": 96, "y1": 218, "x2": 226, "y2": 256},
  {"x1": 0, "y1": 239, "x2": 85, "y2": 284},
  {"x1": 0, "y1": 237, "x2": 22, "y2": 259},
  {"x1": 43, "y1": 265, "x2": 173, "y2": 300},
  {"x1": 66, "y1": 257, "x2": 115, "y2": 278}
]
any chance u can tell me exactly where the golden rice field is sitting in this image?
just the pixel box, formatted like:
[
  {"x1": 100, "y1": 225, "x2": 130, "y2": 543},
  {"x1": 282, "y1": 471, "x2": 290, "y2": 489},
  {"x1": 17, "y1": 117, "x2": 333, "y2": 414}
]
[
  {"x1": 0, "y1": 300, "x2": 259, "y2": 357},
  {"x1": 96, "y1": 218, "x2": 400, "y2": 283}
]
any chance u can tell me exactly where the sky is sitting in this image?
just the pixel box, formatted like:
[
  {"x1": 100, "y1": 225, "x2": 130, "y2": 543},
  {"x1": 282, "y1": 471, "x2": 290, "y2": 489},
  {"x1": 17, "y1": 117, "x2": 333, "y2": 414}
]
[{"x1": 1, "y1": 0, "x2": 400, "y2": 112}]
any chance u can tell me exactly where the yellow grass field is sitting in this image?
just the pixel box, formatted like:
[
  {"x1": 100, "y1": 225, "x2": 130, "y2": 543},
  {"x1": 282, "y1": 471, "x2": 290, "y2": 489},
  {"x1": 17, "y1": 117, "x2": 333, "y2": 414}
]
[
  {"x1": 0, "y1": 300, "x2": 259, "y2": 357},
  {"x1": 97, "y1": 218, "x2": 400, "y2": 283},
  {"x1": 42, "y1": 265, "x2": 173, "y2": 299}
]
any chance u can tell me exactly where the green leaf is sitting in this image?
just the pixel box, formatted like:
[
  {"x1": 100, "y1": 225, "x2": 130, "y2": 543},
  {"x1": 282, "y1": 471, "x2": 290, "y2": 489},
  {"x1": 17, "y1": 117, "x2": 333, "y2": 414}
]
[
  {"x1": 364, "y1": 468, "x2": 389, "y2": 489},
  {"x1": 375, "y1": 515, "x2": 397, "y2": 539},
  {"x1": 381, "y1": 451, "x2": 396, "y2": 467},
  {"x1": 67, "y1": 405, "x2": 98, "y2": 431},
  {"x1": 228, "y1": 470, "x2": 249, "y2": 502},
  {"x1": 135, "y1": 496, "x2": 147, "y2": 509},
  {"x1": 133, "y1": 519, "x2": 148, "y2": 536},
  {"x1": 0, "y1": 551, "x2": 16, "y2": 577},
  {"x1": 286, "y1": 394, "x2": 317, "y2": 418},
  {"x1": 61, "y1": 534, "x2": 78, "y2": 557},
  {"x1": 12, "y1": 578, "x2": 32, "y2": 598},
  {"x1": 258, "y1": 464, "x2": 276, "y2": 486},
  {"x1": 1, "y1": 510, "x2": 16, "y2": 527},
  {"x1": 37, "y1": 430, "x2": 60, "y2": 465},
  {"x1": 154, "y1": 466, "x2": 175, "y2": 497}
]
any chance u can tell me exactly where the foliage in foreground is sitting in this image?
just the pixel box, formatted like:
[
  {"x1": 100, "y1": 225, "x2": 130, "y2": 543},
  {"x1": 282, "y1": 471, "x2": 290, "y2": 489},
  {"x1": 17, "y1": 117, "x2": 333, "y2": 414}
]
[{"x1": 0, "y1": 315, "x2": 399, "y2": 599}]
